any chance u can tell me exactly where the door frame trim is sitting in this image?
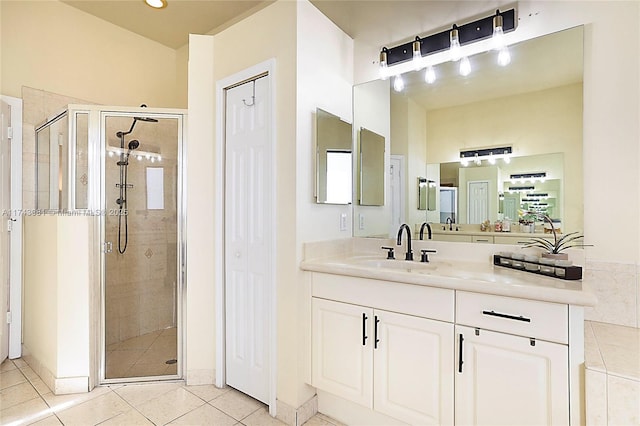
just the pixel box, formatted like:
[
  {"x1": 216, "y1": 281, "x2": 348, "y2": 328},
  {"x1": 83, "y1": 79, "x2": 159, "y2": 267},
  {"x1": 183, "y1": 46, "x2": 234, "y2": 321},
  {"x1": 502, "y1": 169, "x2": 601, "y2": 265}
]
[
  {"x1": 1, "y1": 95, "x2": 23, "y2": 359},
  {"x1": 215, "y1": 59, "x2": 277, "y2": 415}
]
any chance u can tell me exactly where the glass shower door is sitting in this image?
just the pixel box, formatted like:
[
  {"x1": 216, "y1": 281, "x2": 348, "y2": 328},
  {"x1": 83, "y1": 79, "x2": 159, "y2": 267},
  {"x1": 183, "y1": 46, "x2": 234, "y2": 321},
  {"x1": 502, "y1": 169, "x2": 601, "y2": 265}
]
[{"x1": 102, "y1": 111, "x2": 182, "y2": 381}]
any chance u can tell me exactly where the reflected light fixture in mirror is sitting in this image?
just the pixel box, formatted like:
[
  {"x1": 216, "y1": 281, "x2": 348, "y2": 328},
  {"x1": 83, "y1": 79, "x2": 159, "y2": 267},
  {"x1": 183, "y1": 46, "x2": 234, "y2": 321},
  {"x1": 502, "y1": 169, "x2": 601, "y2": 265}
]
[{"x1": 460, "y1": 146, "x2": 512, "y2": 166}]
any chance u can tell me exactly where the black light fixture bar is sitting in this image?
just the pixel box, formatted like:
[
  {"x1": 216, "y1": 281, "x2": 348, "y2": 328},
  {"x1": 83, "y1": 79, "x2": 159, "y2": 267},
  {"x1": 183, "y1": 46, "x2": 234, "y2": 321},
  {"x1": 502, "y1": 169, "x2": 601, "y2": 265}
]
[
  {"x1": 509, "y1": 186, "x2": 535, "y2": 191},
  {"x1": 510, "y1": 172, "x2": 546, "y2": 180},
  {"x1": 527, "y1": 193, "x2": 549, "y2": 198},
  {"x1": 460, "y1": 146, "x2": 512, "y2": 159},
  {"x1": 384, "y1": 8, "x2": 516, "y2": 67}
]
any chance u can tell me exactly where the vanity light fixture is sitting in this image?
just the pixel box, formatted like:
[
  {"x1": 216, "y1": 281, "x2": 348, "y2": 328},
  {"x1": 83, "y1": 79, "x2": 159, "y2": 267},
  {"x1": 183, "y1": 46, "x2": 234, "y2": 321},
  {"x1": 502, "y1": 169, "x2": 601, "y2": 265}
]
[
  {"x1": 510, "y1": 172, "x2": 547, "y2": 183},
  {"x1": 459, "y1": 146, "x2": 512, "y2": 166},
  {"x1": 493, "y1": 10, "x2": 511, "y2": 66},
  {"x1": 412, "y1": 37, "x2": 423, "y2": 70},
  {"x1": 377, "y1": 9, "x2": 516, "y2": 72},
  {"x1": 509, "y1": 185, "x2": 535, "y2": 192},
  {"x1": 393, "y1": 74, "x2": 405, "y2": 92},
  {"x1": 144, "y1": 0, "x2": 167, "y2": 9},
  {"x1": 449, "y1": 25, "x2": 462, "y2": 62},
  {"x1": 379, "y1": 47, "x2": 389, "y2": 80}
]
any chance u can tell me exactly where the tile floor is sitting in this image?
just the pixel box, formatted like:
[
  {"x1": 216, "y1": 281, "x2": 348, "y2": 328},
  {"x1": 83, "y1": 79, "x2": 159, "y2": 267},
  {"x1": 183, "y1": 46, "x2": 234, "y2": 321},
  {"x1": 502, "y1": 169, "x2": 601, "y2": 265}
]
[
  {"x1": 106, "y1": 327, "x2": 178, "y2": 379},
  {"x1": 0, "y1": 358, "x2": 341, "y2": 426}
]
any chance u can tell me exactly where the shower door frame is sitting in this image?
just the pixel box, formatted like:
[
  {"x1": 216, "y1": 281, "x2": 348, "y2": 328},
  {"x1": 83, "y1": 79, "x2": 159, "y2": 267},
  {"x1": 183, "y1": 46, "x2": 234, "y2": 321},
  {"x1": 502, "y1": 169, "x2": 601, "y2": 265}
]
[{"x1": 91, "y1": 106, "x2": 187, "y2": 385}]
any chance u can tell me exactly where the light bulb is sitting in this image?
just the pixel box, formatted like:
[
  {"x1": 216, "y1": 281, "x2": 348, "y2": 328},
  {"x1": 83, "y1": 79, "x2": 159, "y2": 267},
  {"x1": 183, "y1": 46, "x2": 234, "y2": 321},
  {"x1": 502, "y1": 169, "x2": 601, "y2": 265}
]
[
  {"x1": 412, "y1": 37, "x2": 423, "y2": 71},
  {"x1": 146, "y1": 154, "x2": 151, "y2": 160},
  {"x1": 424, "y1": 66, "x2": 436, "y2": 84},
  {"x1": 498, "y1": 47, "x2": 511, "y2": 66},
  {"x1": 492, "y1": 15, "x2": 506, "y2": 50},
  {"x1": 137, "y1": 155, "x2": 142, "y2": 161},
  {"x1": 488, "y1": 154, "x2": 496, "y2": 165},
  {"x1": 474, "y1": 154, "x2": 481, "y2": 165},
  {"x1": 393, "y1": 75, "x2": 405, "y2": 92},
  {"x1": 450, "y1": 26, "x2": 461, "y2": 62},
  {"x1": 158, "y1": 155, "x2": 162, "y2": 162},
  {"x1": 379, "y1": 48, "x2": 389, "y2": 80},
  {"x1": 503, "y1": 155, "x2": 511, "y2": 164},
  {"x1": 151, "y1": 157, "x2": 155, "y2": 163},
  {"x1": 460, "y1": 158, "x2": 469, "y2": 167},
  {"x1": 459, "y1": 56, "x2": 471, "y2": 76},
  {"x1": 108, "y1": 151, "x2": 114, "y2": 157}
]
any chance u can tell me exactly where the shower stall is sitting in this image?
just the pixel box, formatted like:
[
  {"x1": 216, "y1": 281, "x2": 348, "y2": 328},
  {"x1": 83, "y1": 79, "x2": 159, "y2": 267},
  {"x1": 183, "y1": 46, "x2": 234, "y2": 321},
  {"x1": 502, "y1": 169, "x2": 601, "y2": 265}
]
[{"x1": 34, "y1": 105, "x2": 186, "y2": 383}]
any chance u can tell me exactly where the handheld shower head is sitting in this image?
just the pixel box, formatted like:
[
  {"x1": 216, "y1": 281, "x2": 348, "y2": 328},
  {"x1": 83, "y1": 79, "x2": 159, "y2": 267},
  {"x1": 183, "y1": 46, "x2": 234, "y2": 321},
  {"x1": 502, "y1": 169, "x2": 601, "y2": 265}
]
[
  {"x1": 128, "y1": 140, "x2": 140, "y2": 151},
  {"x1": 135, "y1": 117, "x2": 159, "y2": 123}
]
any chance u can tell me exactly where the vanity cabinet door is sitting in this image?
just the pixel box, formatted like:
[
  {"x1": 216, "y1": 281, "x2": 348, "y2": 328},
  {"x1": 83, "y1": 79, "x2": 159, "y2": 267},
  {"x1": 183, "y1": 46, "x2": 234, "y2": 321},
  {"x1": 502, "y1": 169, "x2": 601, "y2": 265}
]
[
  {"x1": 455, "y1": 325, "x2": 569, "y2": 426},
  {"x1": 374, "y1": 310, "x2": 454, "y2": 425},
  {"x1": 312, "y1": 298, "x2": 373, "y2": 408}
]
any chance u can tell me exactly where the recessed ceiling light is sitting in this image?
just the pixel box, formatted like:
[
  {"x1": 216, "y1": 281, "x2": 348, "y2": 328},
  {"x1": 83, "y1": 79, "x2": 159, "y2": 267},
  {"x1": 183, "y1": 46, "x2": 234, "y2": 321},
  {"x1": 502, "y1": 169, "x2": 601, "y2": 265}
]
[{"x1": 144, "y1": 0, "x2": 167, "y2": 9}]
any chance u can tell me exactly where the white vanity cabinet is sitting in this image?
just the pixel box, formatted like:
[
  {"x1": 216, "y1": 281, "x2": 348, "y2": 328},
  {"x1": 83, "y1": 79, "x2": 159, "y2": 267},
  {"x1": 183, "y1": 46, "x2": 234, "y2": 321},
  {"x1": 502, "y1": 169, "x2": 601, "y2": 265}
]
[
  {"x1": 455, "y1": 292, "x2": 570, "y2": 425},
  {"x1": 311, "y1": 274, "x2": 455, "y2": 425},
  {"x1": 308, "y1": 271, "x2": 585, "y2": 426}
]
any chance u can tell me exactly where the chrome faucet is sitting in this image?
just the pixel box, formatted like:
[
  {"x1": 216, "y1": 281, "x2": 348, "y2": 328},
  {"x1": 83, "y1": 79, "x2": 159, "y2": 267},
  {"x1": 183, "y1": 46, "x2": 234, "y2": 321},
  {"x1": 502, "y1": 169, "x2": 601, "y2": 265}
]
[
  {"x1": 446, "y1": 217, "x2": 454, "y2": 231},
  {"x1": 396, "y1": 224, "x2": 414, "y2": 261},
  {"x1": 419, "y1": 222, "x2": 432, "y2": 240}
]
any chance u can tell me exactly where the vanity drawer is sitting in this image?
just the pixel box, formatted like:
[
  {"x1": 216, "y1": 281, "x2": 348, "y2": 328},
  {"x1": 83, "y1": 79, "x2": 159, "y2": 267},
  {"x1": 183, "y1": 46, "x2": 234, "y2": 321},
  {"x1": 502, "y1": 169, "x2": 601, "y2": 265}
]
[
  {"x1": 312, "y1": 273, "x2": 454, "y2": 322},
  {"x1": 456, "y1": 291, "x2": 568, "y2": 344},
  {"x1": 472, "y1": 235, "x2": 494, "y2": 244}
]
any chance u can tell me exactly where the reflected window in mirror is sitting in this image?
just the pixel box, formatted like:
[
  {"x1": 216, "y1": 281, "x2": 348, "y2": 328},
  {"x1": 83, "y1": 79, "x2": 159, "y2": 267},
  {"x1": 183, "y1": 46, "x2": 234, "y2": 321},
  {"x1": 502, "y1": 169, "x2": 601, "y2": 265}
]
[{"x1": 315, "y1": 108, "x2": 352, "y2": 204}]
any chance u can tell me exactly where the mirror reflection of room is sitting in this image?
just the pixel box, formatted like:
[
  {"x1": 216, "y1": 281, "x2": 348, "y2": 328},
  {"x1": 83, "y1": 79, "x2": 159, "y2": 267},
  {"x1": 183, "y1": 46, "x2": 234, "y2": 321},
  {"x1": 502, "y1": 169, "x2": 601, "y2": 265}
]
[
  {"x1": 315, "y1": 108, "x2": 353, "y2": 205},
  {"x1": 353, "y1": 25, "x2": 583, "y2": 240}
]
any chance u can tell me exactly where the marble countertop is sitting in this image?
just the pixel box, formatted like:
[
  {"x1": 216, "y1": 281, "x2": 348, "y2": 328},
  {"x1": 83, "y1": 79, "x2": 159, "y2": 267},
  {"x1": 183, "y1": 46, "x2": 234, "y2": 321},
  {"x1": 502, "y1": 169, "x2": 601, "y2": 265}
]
[{"x1": 301, "y1": 254, "x2": 597, "y2": 307}]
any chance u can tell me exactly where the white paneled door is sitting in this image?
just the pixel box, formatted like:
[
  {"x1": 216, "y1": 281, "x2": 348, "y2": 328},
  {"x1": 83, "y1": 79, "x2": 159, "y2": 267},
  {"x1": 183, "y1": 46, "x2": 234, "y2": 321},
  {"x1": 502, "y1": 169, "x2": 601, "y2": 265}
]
[
  {"x1": 468, "y1": 181, "x2": 489, "y2": 224},
  {"x1": 0, "y1": 100, "x2": 11, "y2": 362},
  {"x1": 225, "y1": 75, "x2": 272, "y2": 404}
]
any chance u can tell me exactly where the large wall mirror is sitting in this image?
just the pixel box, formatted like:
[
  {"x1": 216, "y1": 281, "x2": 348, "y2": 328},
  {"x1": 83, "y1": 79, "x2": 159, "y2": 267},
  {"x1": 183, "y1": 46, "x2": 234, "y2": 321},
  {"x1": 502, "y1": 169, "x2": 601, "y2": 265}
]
[{"x1": 352, "y1": 26, "x2": 584, "y2": 240}]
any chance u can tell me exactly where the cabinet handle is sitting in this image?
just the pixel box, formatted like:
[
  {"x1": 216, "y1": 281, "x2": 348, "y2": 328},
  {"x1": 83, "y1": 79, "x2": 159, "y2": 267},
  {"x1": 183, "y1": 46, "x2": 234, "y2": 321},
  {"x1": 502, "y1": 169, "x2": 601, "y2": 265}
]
[
  {"x1": 482, "y1": 310, "x2": 531, "y2": 323},
  {"x1": 374, "y1": 316, "x2": 380, "y2": 349},
  {"x1": 458, "y1": 333, "x2": 464, "y2": 373},
  {"x1": 362, "y1": 313, "x2": 368, "y2": 346}
]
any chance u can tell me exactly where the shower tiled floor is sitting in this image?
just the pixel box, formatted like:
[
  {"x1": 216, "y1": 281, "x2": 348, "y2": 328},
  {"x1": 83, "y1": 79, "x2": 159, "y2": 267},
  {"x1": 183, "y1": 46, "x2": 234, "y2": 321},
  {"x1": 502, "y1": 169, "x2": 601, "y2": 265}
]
[
  {"x1": 0, "y1": 358, "x2": 343, "y2": 426},
  {"x1": 106, "y1": 327, "x2": 178, "y2": 379}
]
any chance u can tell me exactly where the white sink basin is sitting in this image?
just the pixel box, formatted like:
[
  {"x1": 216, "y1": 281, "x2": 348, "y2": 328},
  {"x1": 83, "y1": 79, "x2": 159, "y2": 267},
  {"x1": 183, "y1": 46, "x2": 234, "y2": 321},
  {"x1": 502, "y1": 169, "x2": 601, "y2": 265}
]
[{"x1": 346, "y1": 256, "x2": 450, "y2": 272}]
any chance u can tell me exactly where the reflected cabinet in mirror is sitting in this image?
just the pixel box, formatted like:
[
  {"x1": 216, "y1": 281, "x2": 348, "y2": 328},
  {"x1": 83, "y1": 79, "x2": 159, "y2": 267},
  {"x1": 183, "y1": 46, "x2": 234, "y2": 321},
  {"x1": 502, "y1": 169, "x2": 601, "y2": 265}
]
[
  {"x1": 352, "y1": 26, "x2": 584, "y2": 240},
  {"x1": 315, "y1": 108, "x2": 352, "y2": 204}
]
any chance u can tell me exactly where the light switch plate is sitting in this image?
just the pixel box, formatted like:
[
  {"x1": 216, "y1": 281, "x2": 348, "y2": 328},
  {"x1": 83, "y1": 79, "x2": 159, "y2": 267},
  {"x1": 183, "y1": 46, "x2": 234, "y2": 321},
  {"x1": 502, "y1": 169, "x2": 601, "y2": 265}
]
[{"x1": 340, "y1": 213, "x2": 347, "y2": 231}]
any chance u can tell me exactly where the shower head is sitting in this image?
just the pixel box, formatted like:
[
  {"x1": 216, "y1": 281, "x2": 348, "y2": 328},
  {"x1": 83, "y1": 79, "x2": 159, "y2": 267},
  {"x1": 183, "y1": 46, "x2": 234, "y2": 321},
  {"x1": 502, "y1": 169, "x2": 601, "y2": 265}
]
[
  {"x1": 128, "y1": 140, "x2": 140, "y2": 150},
  {"x1": 135, "y1": 116, "x2": 158, "y2": 123}
]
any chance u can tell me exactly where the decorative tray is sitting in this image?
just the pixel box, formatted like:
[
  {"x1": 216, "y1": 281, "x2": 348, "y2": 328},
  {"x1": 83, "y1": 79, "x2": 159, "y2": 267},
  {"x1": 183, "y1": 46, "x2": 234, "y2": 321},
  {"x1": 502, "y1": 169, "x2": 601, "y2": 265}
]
[{"x1": 493, "y1": 255, "x2": 582, "y2": 280}]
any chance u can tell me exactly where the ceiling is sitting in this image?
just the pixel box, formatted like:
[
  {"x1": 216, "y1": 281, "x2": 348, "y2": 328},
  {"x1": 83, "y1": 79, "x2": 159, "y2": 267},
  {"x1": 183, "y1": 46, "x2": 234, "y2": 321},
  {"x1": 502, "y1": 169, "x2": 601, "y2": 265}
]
[{"x1": 60, "y1": 0, "x2": 513, "y2": 50}]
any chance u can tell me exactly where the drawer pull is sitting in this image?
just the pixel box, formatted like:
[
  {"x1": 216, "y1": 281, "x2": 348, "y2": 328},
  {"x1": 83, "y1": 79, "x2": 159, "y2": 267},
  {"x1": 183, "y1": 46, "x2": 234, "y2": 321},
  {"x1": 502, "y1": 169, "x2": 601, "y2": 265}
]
[
  {"x1": 362, "y1": 313, "x2": 368, "y2": 346},
  {"x1": 482, "y1": 310, "x2": 531, "y2": 323}
]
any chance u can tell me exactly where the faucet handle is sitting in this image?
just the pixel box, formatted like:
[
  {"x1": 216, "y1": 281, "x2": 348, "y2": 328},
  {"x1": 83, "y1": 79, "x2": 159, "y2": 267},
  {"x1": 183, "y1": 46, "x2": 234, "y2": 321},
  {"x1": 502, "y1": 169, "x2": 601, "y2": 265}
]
[
  {"x1": 420, "y1": 249, "x2": 437, "y2": 263},
  {"x1": 381, "y1": 246, "x2": 395, "y2": 260}
]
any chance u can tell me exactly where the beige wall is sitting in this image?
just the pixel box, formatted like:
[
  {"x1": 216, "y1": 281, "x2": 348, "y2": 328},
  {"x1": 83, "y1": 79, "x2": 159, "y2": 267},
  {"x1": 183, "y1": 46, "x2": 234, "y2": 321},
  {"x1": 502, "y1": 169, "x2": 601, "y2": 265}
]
[
  {"x1": 23, "y1": 215, "x2": 91, "y2": 392},
  {"x1": 0, "y1": 1, "x2": 181, "y2": 108}
]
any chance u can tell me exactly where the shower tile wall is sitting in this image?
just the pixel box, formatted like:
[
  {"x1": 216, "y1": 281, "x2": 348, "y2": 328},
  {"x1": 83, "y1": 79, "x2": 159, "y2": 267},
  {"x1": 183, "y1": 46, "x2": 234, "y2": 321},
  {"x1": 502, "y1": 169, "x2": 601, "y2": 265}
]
[
  {"x1": 22, "y1": 87, "x2": 95, "y2": 209},
  {"x1": 104, "y1": 116, "x2": 178, "y2": 346}
]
